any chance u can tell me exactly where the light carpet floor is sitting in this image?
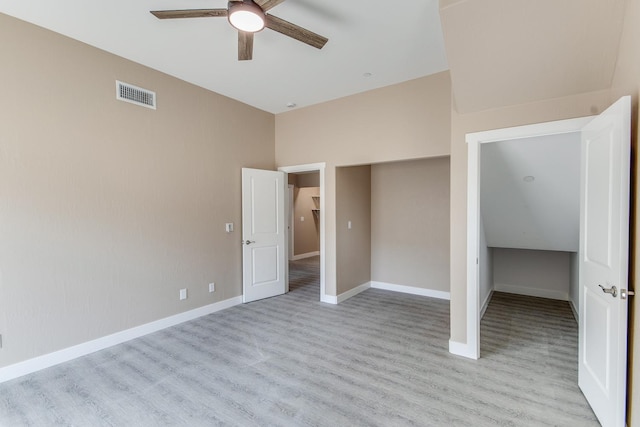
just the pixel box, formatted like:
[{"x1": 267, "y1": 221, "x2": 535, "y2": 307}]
[{"x1": 0, "y1": 257, "x2": 598, "y2": 426}]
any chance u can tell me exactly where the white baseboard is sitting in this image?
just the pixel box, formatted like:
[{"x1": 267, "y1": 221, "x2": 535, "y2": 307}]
[
  {"x1": 291, "y1": 251, "x2": 320, "y2": 261},
  {"x1": 336, "y1": 282, "x2": 371, "y2": 303},
  {"x1": 449, "y1": 339, "x2": 479, "y2": 360},
  {"x1": 370, "y1": 281, "x2": 450, "y2": 300},
  {"x1": 323, "y1": 281, "x2": 451, "y2": 305},
  {"x1": 0, "y1": 296, "x2": 243, "y2": 384},
  {"x1": 321, "y1": 283, "x2": 370, "y2": 305},
  {"x1": 493, "y1": 283, "x2": 568, "y2": 301},
  {"x1": 321, "y1": 294, "x2": 338, "y2": 304},
  {"x1": 480, "y1": 289, "x2": 494, "y2": 319}
]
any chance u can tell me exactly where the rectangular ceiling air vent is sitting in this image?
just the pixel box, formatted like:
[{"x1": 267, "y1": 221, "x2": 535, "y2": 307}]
[{"x1": 116, "y1": 80, "x2": 156, "y2": 110}]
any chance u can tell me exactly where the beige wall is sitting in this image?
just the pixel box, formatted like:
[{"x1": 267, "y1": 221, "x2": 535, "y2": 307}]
[
  {"x1": 611, "y1": 0, "x2": 640, "y2": 102},
  {"x1": 336, "y1": 166, "x2": 371, "y2": 294},
  {"x1": 275, "y1": 71, "x2": 451, "y2": 296},
  {"x1": 371, "y1": 157, "x2": 450, "y2": 291},
  {"x1": 288, "y1": 172, "x2": 320, "y2": 188},
  {"x1": 293, "y1": 186, "x2": 320, "y2": 256},
  {"x1": 297, "y1": 173, "x2": 320, "y2": 188},
  {"x1": 0, "y1": 14, "x2": 275, "y2": 367}
]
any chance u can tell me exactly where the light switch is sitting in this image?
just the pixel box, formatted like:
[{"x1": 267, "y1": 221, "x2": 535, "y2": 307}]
[
  {"x1": 225, "y1": 223, "x2": 234, "y2": 233},
  {"x1": 300, "y1": 216, "x2": 305, "y2": 222},
  {"x1": 348, "y1": 221, "x2": 352, "y2": 229}
]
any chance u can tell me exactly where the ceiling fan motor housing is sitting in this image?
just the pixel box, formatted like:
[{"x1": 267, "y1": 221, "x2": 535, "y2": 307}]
[{"x1": 228, "y1": 0, "x2": 266, "y2": 33}]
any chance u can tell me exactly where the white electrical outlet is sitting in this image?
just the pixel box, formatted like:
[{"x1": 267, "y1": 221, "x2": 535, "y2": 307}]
[
  {"x1": 209, "y1": 282, "x2": 215, "y2": 293},
  {"x1": 179, "y1": 288, "x2": 187, "y2": 300},
  {"x1": 300, "y1": 216, "x2": 305, "y2": 222}
]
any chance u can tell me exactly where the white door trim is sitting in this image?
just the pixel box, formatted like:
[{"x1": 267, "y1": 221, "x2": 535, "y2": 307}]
[
  {"x1": 457, "y1": 116, "x2": 594, "y2": 360},
  {"x1": 288, "y1": 184, "x2": 294, "y2": 262},
  {"x1": 278, "y1": 163, "x2": 327, "y2": 303}
]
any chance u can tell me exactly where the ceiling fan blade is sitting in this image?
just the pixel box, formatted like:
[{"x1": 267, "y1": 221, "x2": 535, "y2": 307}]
[
  {"x1": 265, "y1": 14, "x2": 328, "y2": 49},
  {"x1": 150, "y1": 9, "x2": 228, "y2": 19},
  {"x1": 255, "y1": 0, "x2": 287, "y2": 11},
  {"x1": 238, "y1": 31, "x2": 254, "y2": 61}
]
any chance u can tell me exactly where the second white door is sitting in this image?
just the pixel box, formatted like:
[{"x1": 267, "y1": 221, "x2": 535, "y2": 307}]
[{"x1": 578, "y1": 96, "x2": 631, "y2": 427}]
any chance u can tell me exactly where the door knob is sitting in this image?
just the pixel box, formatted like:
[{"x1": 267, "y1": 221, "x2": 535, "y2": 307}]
[
  {"x1": 621, "y1": 289, "x2": 635, "y2": 299},
  {"x1": 242, "y1": 240, "x2": 255, "y2": 245},
  {"x1": 599, "y1": 284, "x2": 618, "y2": 298}
]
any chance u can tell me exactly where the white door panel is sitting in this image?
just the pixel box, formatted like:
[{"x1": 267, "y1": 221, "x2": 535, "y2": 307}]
[
  {"x1": 251, "y1": 179, "x2": 278, "y2": 233},
  {"x1": 583, "y1": 289, "x2": 610, "y2": 391},
  {"x1": 242, "y1": 168, "x2": 286, "y2": 303},
  {"x1": 584, "y1": 121, "x2": 614, "y2": 267},
  {"x1": 579, "y1": 96, "x2": 630, "y2": 427},
  {"x1": 252, "y1": 245, "x2": 279, "y2": 284}
]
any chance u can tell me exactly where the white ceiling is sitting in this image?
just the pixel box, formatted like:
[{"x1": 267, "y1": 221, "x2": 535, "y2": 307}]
[
  {"x1": 480, "y1": 132, "x2": 581, "y2": 252},
  {"x1": 0, "y1": 0, "x2": 448, "y2": 114}
]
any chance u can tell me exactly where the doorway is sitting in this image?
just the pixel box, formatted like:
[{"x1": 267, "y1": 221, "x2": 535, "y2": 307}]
[
  {"x1": 479, "y1": 131, "x2": 582, "y2": 316},
  {"x1": 462, "y1": 116, "x2": 593, "y2": 360},
  {"x1": 288, "y1": 171, "x2": 321, "y2": 261},
  {"x1": 278, "y1": 163, "x2": 327, "y2": 302}
]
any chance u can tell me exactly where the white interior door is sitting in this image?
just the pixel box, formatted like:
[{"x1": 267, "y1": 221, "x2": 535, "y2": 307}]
[
  {"x1": 578, "y1": 96, "x2": 631, "y2": 427},
  {"x1": 242, "y1": 168, "x2": 286, "y2": 303}
]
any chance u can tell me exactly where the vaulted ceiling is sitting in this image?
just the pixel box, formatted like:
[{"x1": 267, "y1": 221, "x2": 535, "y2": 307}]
[
  {"x1": 0, "y1": 1, "x2": 627, "y2": 114},
  {"x1": 439, "y1": 0, "x2": 626, "y2": 113},
  {"x1": 0, "y1": 0, "x2": 448, "y2": 114},
  {"x1": 480, "y1": 133, "x2": 581, "y2": 252}
]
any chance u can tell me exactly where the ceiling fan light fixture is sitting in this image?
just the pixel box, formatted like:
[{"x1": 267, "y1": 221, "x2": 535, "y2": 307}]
[{"x1": 228, "y1": 0, "x2": 265, "y2": 33}]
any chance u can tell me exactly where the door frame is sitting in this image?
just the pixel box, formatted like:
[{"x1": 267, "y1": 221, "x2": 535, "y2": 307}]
[
  {"x1": 288, "y1": 184, "x2": 295, "y2": 261},
  {"x1": 455, "y1": 116, "x2": 594, "y2": 360},
  {"x1": 278, "y1": 162, "x2": 327, "y2": 302}
]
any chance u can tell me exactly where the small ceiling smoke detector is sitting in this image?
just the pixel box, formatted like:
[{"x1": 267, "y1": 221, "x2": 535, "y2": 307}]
[
  {"x1": 363, "y1": 72, "x2": 373, "y2": 78},
  {"x1": 286, "y1": 102, "x2": 297, "y2": 108},
  {"x1": 523, "y1": 176, "x2": 535, "y2": 183}
]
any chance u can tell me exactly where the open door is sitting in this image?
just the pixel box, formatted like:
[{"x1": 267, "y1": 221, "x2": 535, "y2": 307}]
[
  {"x1": 578, "y1": 96, "x2": 631, "y2": 427},
  {"x1": 241, "y1": 168, "x2": 286, "y2": 303}
]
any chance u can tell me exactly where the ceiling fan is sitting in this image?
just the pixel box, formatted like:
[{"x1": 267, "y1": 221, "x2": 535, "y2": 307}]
[{"x1": 151, "y1": 0, "x2": 329, "y2": 61}]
